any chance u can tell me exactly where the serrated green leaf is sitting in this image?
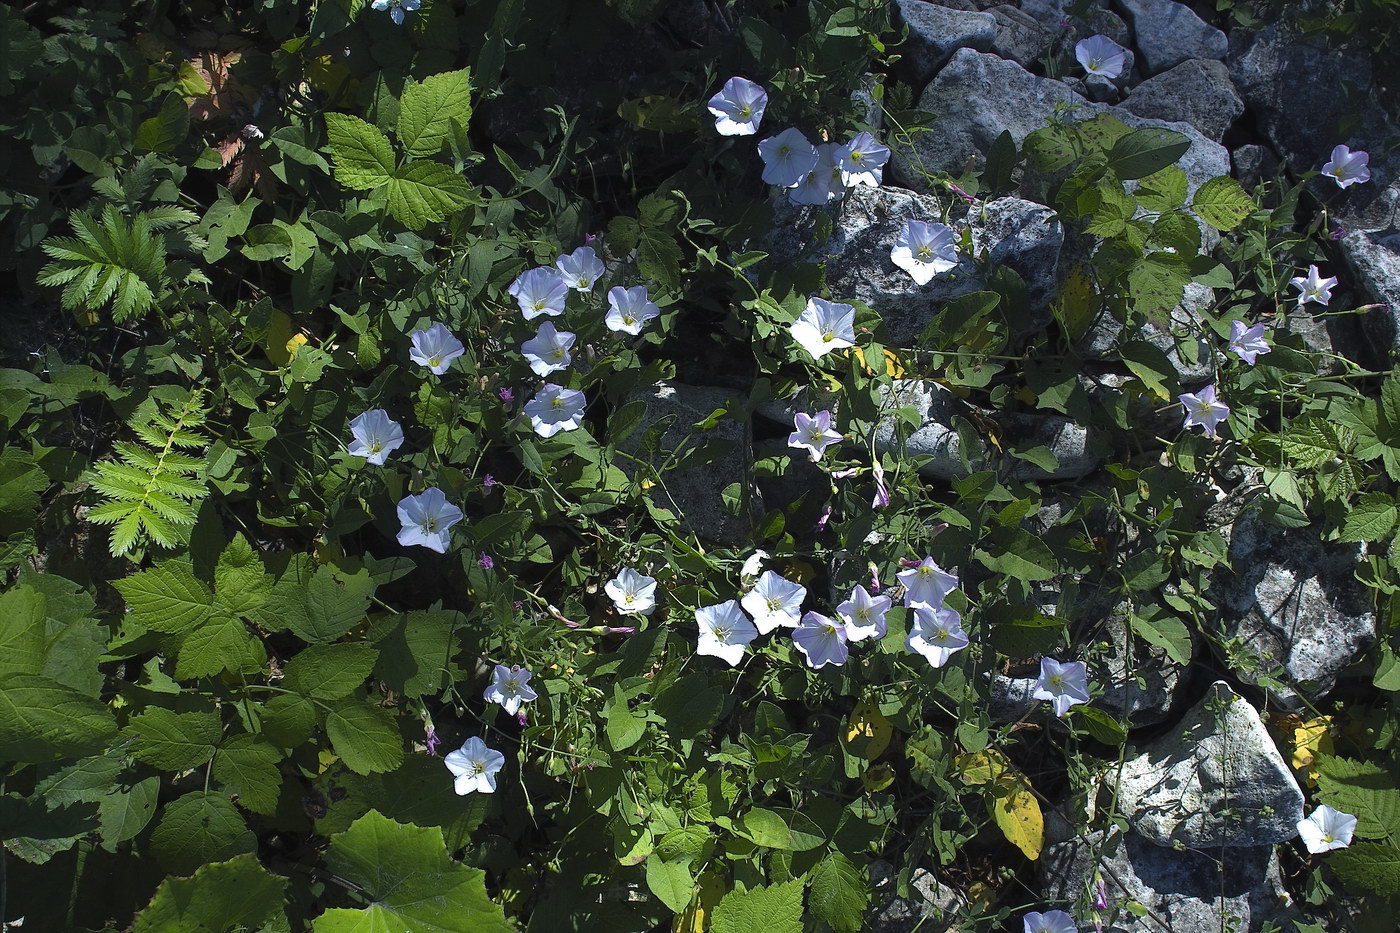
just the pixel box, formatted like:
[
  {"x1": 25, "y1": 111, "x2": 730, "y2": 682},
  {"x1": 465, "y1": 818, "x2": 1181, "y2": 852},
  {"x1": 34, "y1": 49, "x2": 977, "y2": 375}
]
[
  {"x1": 386, "y1": 161, "x2": 475, "y2": 230},
  {"x1": 284, "y1": 643, "x2": 380, "y2": 699},
  {"x1": 0, "y1": 673, "x2": 118, "y2": 762},
  {"x1": 368, "y1": 609, "x2": 459, "y2": 698},
  {"x1": 807, "y1": 853, "x2": 868, "y2": 933},
  {"x1": 1135, "y1": 165, "x2": 1189, "y2": 212},
  {"x1": 1316, "y1": 756, "x2": 1400, "y2": 839},
  {"x1": 325, "y1": 700, "x2": 405, "y2": 775},
  {"x1": 177, "y1": 613, "x2": 266, "y2": 680},
  {"x1": 646, "y1": 854, "x2": 695, "y2": 913},
  {"x1": 325, "y1": 113, "x2": 396, "y2": 189},
  {"x1": 1340, "y1": 494, "x2": 1398, "y2": 543},
  {"x1": 711, "y1": 880, "x2": 803, "y2": 933},
  {"x1": 1330, "y1": 842, "x2": 1400, "y2": 896},
  {"x1": 132, "y1": 853, "x2": 289, "y2": 933},
  {"x1": 114, "y1": 561, "x2": 215, "y2": 634},
  {"x1": 213, "y1": 734, "x2": 282, "y2": 815},
  {"x1": 398, "y1": 68, "x2": 472, "y2": 158},
  {"x1": 97, "y1": 774, "x2": 160, "y2": 851},
  {"x1": 1192, "y1": 175, "x2": 1253, "y2": 231},
  {"x1": 0, "y1": 584, "x2": 48, "y2": 677},
  {"x1": 149, "y1": 791, "x2": 256, "y2": 872},
  {"x1": 215, "y1": 533, "x2": 270, "y2": 614},
  {"x1": 126, "y1": 708, "x2": 221, "y2": 772}
]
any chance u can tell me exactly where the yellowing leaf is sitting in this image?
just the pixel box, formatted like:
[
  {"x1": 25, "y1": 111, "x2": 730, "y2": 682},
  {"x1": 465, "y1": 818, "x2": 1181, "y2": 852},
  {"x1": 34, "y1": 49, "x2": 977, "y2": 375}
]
[
  {"x1": 782, "y1": 559, "x2": 817, "y2": 585},
  {"x1": 265, "y1": 310, "x2": 296, "y2": 365},
  {"x1": 1052, "y1": 266, "x2": 1097, "y2": 341},
  {"x1": 990, "y1": 769, "x2": 1044, "y2": 860},
  {"x1": 861, "y1": 763, "x2": 896, "y2": 792},
  {"x1": 1290, "y1": 716, "x2": 1334, "y2": 785},
  {"x1": 674, "y1": 871, "x2": 724, "y2": 933},
  {"x1": 955, "y1": 749, "x2": 1008, "y2": 786},
  {"x1": 851, "y1": 347, "x2": 906, "y2": 378},
  {"x1": 286, "y1": 332, "x2": 308, "y2": 359},
  {"x1": 845, "y1": 701, "x2": 892, "y2": 762}
]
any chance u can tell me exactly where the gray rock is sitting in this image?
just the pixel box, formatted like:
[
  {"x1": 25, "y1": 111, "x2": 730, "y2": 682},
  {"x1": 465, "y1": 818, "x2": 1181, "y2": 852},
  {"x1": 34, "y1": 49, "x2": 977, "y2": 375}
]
[
  {"x1": 1276, "y1": 305, "x2": 1373, "y2": 376},
  {"x1": 767, "y1": 185, "x2": 1064, "y2": 344},
  {"x1": 987, "y1": 4, "x2": 1055, "y2": 67},
  {"x1": 1212, "y1": 510, "x2": 1377, "y2": 710},
  {"x1": 1001, "y1": 413, "x2": 1106, "y2": 481},
  {"x1": 1084, "y1": 73, "x2": 1120, "y2": 102},
  {"x1": 613, "y1": 382, "x2": 756, "y2": 546},
  {"x1": 1115, "y1": 682, "x2": 1304, "y2": 848},
  {"x1": 1094, "y1": 604, "x2": 1191, "y2": 726},
  {"x1": 1121, "y1": 59, "x2": 1242, "y2": 141},
  {"x1": 1117, "y1": 0, "x2": 1226, "y2": 75},
  {"x1": 890, "y1": 50, "x2": 1229, "y2": 203},
  {"x1": 1231, "y1": 143, "x2": 1280, "y2": 192},
  {"x1": 853, "y1": 73, "x2": 885, "y2": 133},
  {"x1": 1022, "y1": 0, "x2": 1133, "y2": 47},
  {"x1": 868, "y1": 863, "x2": 963, "y2": 933},
  {"x1": 1076, "y1": 283, "x2": 1216, "y2": 386},
  {"x1": 1340, "y1": 227, "x2": 1400, "y2": 352},
  {"x1": 873, "y1": 380, "x2": 984, "y2": 481},
  {"x1": 989, "y1": 673, "x2": 1040, "y2": 722},
  {"x1": 894, "y1": 0, "x2": 997, "y2": 90},
  {"x1": 1042, "y1": 825, "x2": 1298, "y2": 932}
]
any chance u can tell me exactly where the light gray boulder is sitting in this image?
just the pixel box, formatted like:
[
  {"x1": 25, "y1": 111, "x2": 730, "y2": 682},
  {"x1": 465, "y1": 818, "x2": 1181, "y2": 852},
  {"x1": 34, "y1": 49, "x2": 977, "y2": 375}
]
[
  {"x1": 1115, "y1": 682, "x2": 1305, "y2": 848},
  {"x1": 1001, "y1": 413, "x2": 1106, "y2": 482},
  {"x1": 1022, "y1": 0, "x2": 1132, "y2": 47},
  {"x1": 872, "y1": 380, "x2": 983, "y2": 481},
  {"x1": 1116, "y1": 0, "x2": 1227, "y2": 75},
  {"x1": 1076, "y1": 283, "x2": 1216, "y2": 386},
  {"x1": 1339, "y1": 227, "x2": 1400, "y2": 351},
  {"x1": 1211, "y1": 510, "x2": 1377, "y2": 710},
  {"x1": 1121, "y1": 59, "x2": 1243, "y2": 141},
  {"x1": 987, "y1": 4, "x2": 1055, "y2": 67},
  {"x1": 894, "y1": 0, "x2": 997, "y2": 90},
  {"x1": 868, "y1": 863, "x2": 964, "y2": 933}
]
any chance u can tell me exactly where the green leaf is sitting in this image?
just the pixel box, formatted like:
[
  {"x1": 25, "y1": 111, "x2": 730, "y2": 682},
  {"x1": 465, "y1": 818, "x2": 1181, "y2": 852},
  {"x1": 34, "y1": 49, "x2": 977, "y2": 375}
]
[
  {"x1": 325, "y1": 113, "x2": 396, "y2": 189},
  {"x1": 213, "y1": 734, "x2": 282, "y2": 816},
  {"x1": 267, "y1": 565, "x2": 372, "y2": 644},
  {"x1": 97, "y1": 774, "x2": 160, "y2": 851},
  {"x1": 638, "y1": 227, "x2": 683, "y2": 290},
  {"x1": 215, "y1": 533, "x2": 270, "y2": 614},
  {"x1": 398, "y1": 69, "x2": 472, "y2": 158},
  {"x1": 132, "y1": 854, "x2": 289, "y2": 933},
  {"x1": 34, "y1": 752, "x2": 125, "y2": 807},
  {"x1": 114, "y1": 560, "x2": 214, "y2": 634},
  {"x1": 1339, "y1": 494, "x2": 1398, "y2": 543},
  {"x1": 177, "y1": 612, "x2": 266, "y2": 680},
  {"x1": 712, "y1": 880, "x2": 803, "y2": 933},
  {"x1": 369, "y1": 609, "x2": 459, "y2": 698},
  {"x1": 0, "y1": 584, "x2": 48, "y2": 677},
  {"x1": 325, "y1": 700, "x2": 405, "y2": 775},
  {"x1": 1126, "y1": 610, "x2": 1193, "y2": 666},
  {"x1": 150, "y1": 791, "x2": 256, "y2": 872},
  {"x1": 604, "y1": 686, "x2": 646, "y2": 751},
  {"x1": 1075, "y1": 706, "x2": 1128, "y2": 745},
  {"x1": 1135, "y1": 165, "x2": 1189, "y2": 212},
  {"x1": 386, "y1": 161, "x2": 475, "y2": 230},
  {"x1": 126, "y1": 708, "x2": 221, "y2": 772},
  {"x1": 284, "y1": 644, "x2": 380, "y2": 699},
  {"x1": 807, "y1": 853, "x2": 868, "y2": 933},
  {"x1": 737, "y1": 807, "x2": 824, "y2": 851},
  {"x1": 1192, "y1": 175, "x2": 1254, "y2": 231},
  {"x1": 645, "y1": 854, "x2": 695, "y2": 914},
  {"x1": 312, "y1": 810, "x2": 512, "y2": 932},
  {"x1": 1315, "y1": 756, "x2": 1400, "y2": 839},
  {"x1": 1106, "y1": 128, "x2": 1191, "y2": 180},
  {"x1": 0, "y1": 673, "x2": 118, "y2": 762},
  {"x1": 1330, "y1": 842, "x2": 1400, "y2": 897},
  {"x1": 1119, "y1": 339, "x2": 1178, "y2": 400},
  {"x1": 259, "y1": 694, "x2": 317, "y2": 749},
  {"x1": 976, "y1": 528, "x2": 1058, "y2": 582}
]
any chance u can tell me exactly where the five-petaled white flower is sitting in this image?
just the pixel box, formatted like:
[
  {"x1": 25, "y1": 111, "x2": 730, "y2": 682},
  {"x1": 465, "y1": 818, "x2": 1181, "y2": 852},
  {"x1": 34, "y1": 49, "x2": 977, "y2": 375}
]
[
  {"x1": 557, "y1": 246, "x2": 606, "y2": 292},
  {"x1": 891, "y1": 220, "x2": 958, "y2": 286},
  {"x1": 605, "y1": 567, "x2": 658, "y2": 616},
  {"x1": 741, "y1": 570, "x2": 807, "y2": 634},
  {"x1": 1321, "y1": 145, "x2": 1371, "y2": 188},
  {"x1": 483, "y1": 664, "x2": 538, "y2": 716},
  {"x1": 791, "y1": 297, "x2": 856, "y2": 360},
  {"x1": 1296, "y1": 804, "x2": 1357, "y2": 854},
  {"x1": 525, "y1": 384, "x2": 587, "y2": 438},
  {"x1": 837, "y1": 584, "x2": 893, "y2": 642},
  {"x1": 1226, "y1": 320, "x2": 1271, "y2": 366},
  {"x1": 836, "y1": 132, "x2": 889, "y2": 188},
  {"x1": 1075, "y1": 34, "x2": 1128, "y2": 78},
  {"x1": 707, "y1": 76, "x2": 768, "y2": 136},
  {"x1": 372, "y1": 0, "x2": 421, "y2": 26},
  {"x1": 1023, "y1": 909, "x2": 1079, "y2": 933},
  {"x1": 1289, "y1": 264, "x2": 1338, "y2": 307},
  {"x1": 906, "y1": 606, "x2": 969, "y2": 668},
  {"x1": 897, "y1": 557, "x2": 959, "y2": 609},
  {"x1": 788, "y1": 410, "x2": 844, "y2": 462},
  {"x1": 789, "y1": 143, "x2": 847, "y2": 206},
  {"x1": 792, "y1": 611, "x2": 849, "y2": 668},
  {"x1": 444, "y1": 737, "x2": 505, "y2": 795},
  {"x1": 758, "y1": 127, "x2": 819, "y2": 188},
  {"x1": 396, "y1": 487, "x2": 463, "y2": 554},
  {"x1": 509, "y1": 267, "x2": 569, "y2": 320},
  {"x1": 521, "y1": 321, "x2": 576, "y2": 376},
  {"x1": 1178, "y1": 384, "x2": 1230, "y2": 438},
  {"x1": 347, "y1": 409, "x2": 404, "y2": 465},
  {"x1": 605, "y1": 285, "x2": 661, "y2": 334},
  {"x1": 1033, "y1": 658, "x2": 1091, "y2": 718},
  {"x1": 694, "y1": 599, "x2": 759, "y2": 666},
  {"x1": 408, "y1": 323, "x2": 465, "y2": 375}
]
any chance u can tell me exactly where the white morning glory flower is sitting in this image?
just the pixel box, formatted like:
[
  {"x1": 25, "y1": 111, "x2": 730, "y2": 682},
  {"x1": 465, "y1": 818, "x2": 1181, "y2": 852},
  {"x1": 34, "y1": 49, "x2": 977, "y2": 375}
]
[
  {"x1": 1321, "y1": 145, "x2": 1371, "y2": 188},
  {"x1": 791, "y1": 297, "x2": 856, "y2": 360},
  {"x1": 838, "y1": 584, "x2": 893, "y2": 642},
  {"x1": 1289, "y1": 264, "x2": 1338, "y2": 307},
  {"x1": 520, "y1": 321, "x2": 576, "y2": 376},
  {"x1": 897, "y1": 557, "x2": 959, "y2": 609},
  {"x1": 408, "y1": 323, "x2": 465, "y2": 375},
  {"x1": 347, "y1": 409, "x2": 404, "y2": 465},
  {"x1": 525, "y1": 384, "x2": 587, "y2": 438},
  {"x1": 787, "y1": 410, "x2": 843, "y2": 462},
  {"x1": 694, "y1": 599, "x2": 759, "y2": 666},
  {"x1": 1226, "y1": 321, "x2": 1271, "y2": 366},
  {"x1": 757, "y1": 127, "x2": 819, "y2": 188},
  {"x1": 1296, "y1": 804, "x2": 1358, "y2": 854},
  {"x1": 605, "y1": 567, "x2": 657, "y2": 616},
  {"x1": 740, "y1": 550, "x2": 769, "y2": 583},
  {"x1": 836, "y1": 132, "x2": 890, "y2": 188},
  {"x1": 891, "y1": 220, "x2": 958, "y2": 286},
  {"x1": 906, "y1": 606, "x2": 969, "y2": 668},
  {"x1": 1023, "y1": 909, "x2": 1079, "y2": 933},
  {"x1": 509, "y1": 267, "x2": 569, "y2": 320},
  {"x1": 1075, "y1": 34, "x2": 1128, "y2": 79},
  {"x1": 605, "y1": 285, "x2": 661, "y2": 334},
  {"x1": 792, "y1": 611, "x2": 849, "y2": 669},
  {"x1": 1033, "y1": 658, "x2": 1091, "y2": 718},
  {"x1": 707, "y1": 76, "x2": 768, "y2": 136},
  {"x1": 789, "y1": 143, "x2": 847, "y2": 206},
  {"x1": 740, "y1": 570, "x2": 807, "y2": 634},
  {"x1": 372, "y1": 0, "x2": 421, "y2": 26},
  {"x1": 396, "y1": 487, "x2": 464, "y2": 554},
  {"x1": 483, "y1": 664, "x2": 538, "y2": 716},
  {"x1": 1178, "y1": 384, "x2": 1230, "y2": 438},
  {"x1": 444, "y1": 736, "x2": 505, "y2": 795},
  {"x1": 556, "y1": 246, "x2": 606, "y2": 292}
]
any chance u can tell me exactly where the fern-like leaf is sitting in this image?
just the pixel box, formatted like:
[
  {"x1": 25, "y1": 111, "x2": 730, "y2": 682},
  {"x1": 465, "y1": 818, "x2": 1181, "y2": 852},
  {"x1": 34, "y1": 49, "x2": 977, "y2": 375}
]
[
  {"x1": 38, "y1": 205, "x2": 169, "y2": 322},
  {"x1": 86, "y1": 390, "x2": 212, "y2": 558}
]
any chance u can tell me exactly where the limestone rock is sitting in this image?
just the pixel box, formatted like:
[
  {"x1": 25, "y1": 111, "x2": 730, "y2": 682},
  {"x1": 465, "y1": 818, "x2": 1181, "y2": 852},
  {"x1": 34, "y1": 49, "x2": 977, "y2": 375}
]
[
  {"x1": 1117, "y1": 0, "x2": 1227, "y2": 75},
  {"x1": 1340, "y1": 227, "x2": 1400, "y2": 351},
  {"x1": 872, "y1": 380, "x2": 983, "y2": 481},
  {"x1": 1121, "y1": 59, "x2": 1243, "y2": 141},
  {"x1": 987, "y1": 4, "x2": 1055, "y2": 67},
  {"x1": 894, "y1": 0, "x2": 997, "y2": 90}
]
